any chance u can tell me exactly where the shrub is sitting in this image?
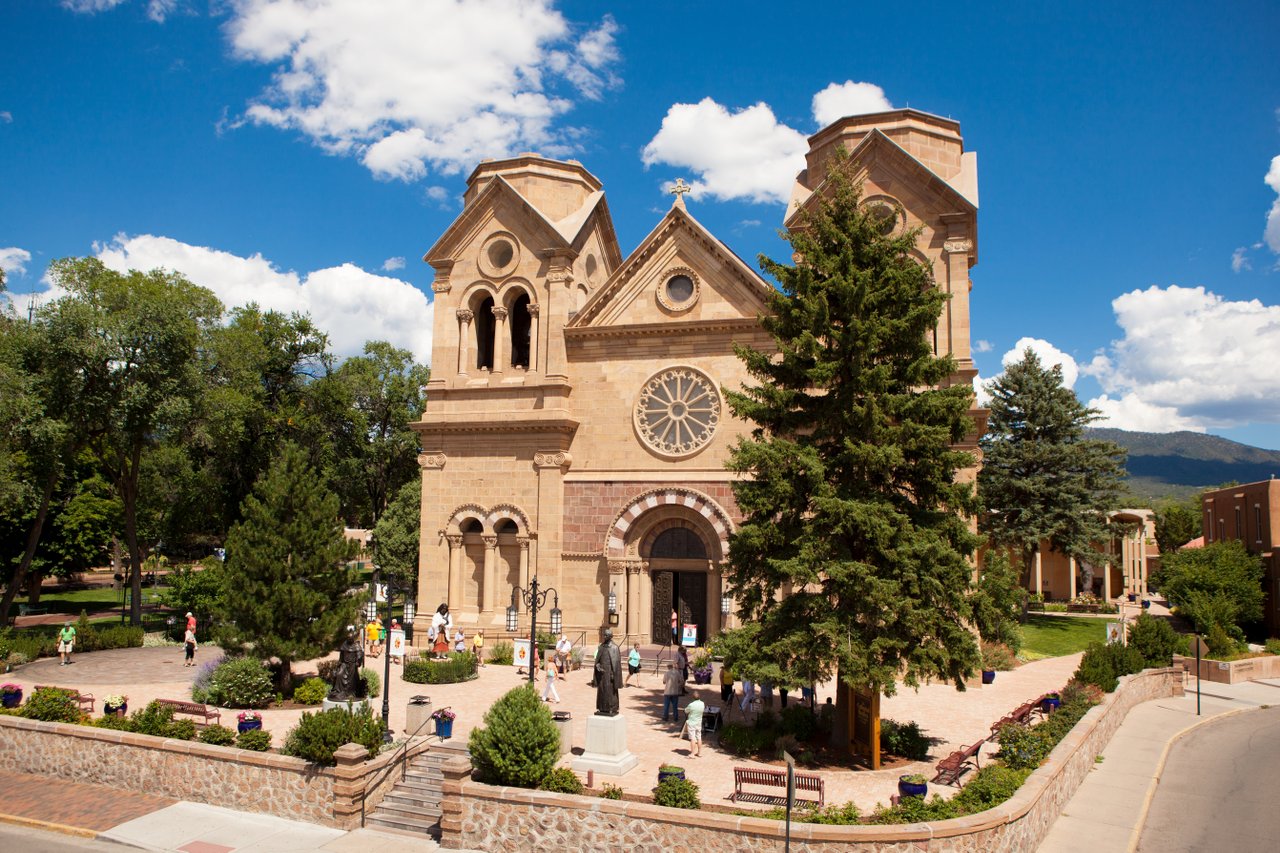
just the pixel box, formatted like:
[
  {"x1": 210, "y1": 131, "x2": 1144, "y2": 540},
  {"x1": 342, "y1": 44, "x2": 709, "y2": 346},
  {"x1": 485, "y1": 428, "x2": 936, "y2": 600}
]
[
  {"x1": 487, "y1": 641, "x2": 514, "y2": 666},
  {"x1": 206, "y1": 657, "x2": 274, "y2": 708},
  {"x1": 720, "y1": 722, "x2": 775, "y2": 756},
  {"x1": 995, "y1": 722, "x2": 1046, "y2": 771},
  {"x1": 653, "y1": 776, "x2": 700, "y2": 809},
  {"x1": 980, "y1": 641, "x2": 1017, "y2": 671},
  {"x1": 282, "y1": 706, "x2": 385, "y2": 765},
  {"x1": 539, "y1": 767, "x2": 584, "y2": 794},
  {"x1": 778, "y1": 704, "x2": 818, "y2": 742},
  {"x1": 199, "y1": 724, "x2": 237, "y2": 746},
  {"x1": 403, "y1": 652, "x2": 478, "y2": 684},
  {"x1": 236, "y1": 728, "x2": 273, "y2": 751},
  {"x1": 190, "y1": 655, "x2": 226, "y2": 704},
  {"x1": 879, "y1": 719, "x2": 930, "y2": 761},
  {"x1": 1127, "y1": 614, "x2": 1182, "y2": 667},
  {"x1": 128, "y1": 701, "x2": 194, "y2": 739},
  {"x1": 1265, "y1": 638, "x2": 1280, "y2": 656},
  {"x1": 468, "y1": 685, "x2": 559, "y2": 788},
  {"x1": 360, "y1": 667, "x2": 381, "y2": 698},
  {"x1": 600, "y1": 783, "x2": 623, "y2": 800},
  {"x1": 168, "y1": 719, "x2": 197, "y2": 741},
  {"x1": 1205, "y1": 621, "x2": 1243, "y2": 658},
  {"x1": 868, "y1": 794, "x2": 959, "y2": 824},
  {"x1": 93, "y1": 713, "x2": 133, "y2": 731},
  {"x1": 292, "y1": 677, "x2": 329, "y2": 705},
  {"x1": 21, "y1": 687, "x2": 84, "y2": 724},
  {"x1": 953, "y1": 765, "x2": 1031, "y2": 811},
  {"x1": 316, "y1": 660, "x2": 338, "y2": 683},
  {"x1": 1073, "y1": 642, "x2": 1119, "y2": 692}
]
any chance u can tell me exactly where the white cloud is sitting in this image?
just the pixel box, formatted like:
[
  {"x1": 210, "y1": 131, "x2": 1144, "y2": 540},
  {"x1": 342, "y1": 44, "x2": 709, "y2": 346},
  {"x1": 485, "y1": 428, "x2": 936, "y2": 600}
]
[
  {"x1": 0, "y1": 111, "x2": 12, "y2": 124},
  {"x1": 1001, "y1": 336, "x2": 1079, "y2": 389},
  {"x1": 0, "y1": 247, "x2": 32, "y2": 277},
  {"x1": 810, "y1": 81, "x2": 893, "y2": 127},
  {"x1": 93, "y1": 234, "x2": 433, "y2": 363},
  {"x1": 1231, "y1": 246, "x2": 1252, "y2": 272},
  {"x1": 146, "y1": 0, "x2": 179, "y2": 22},
  {"x1": 1264, "y1": 154, "x2": 1280, "y2": 255},
  {"x1": 1087, "y1": 393, "x2": 1204, "y2": 433},
  {"x1": 973, "y1": 339, "x2": 993, "y2": 353},
  {"x1": 382, "y1": 256, "x2": 405, "y2": 271},
  {"x1": 225, "y1": 0, "x2": 620, "y2": 181},
  {"x1": 1082, "y1": 285, "x2": 1280, "y2": 429},
  {"x1": 640, "y1": 98, "x2": 808, "y2": 204},
  {"x1": 61, "y1": 0, "x2": 127, "y2": 12},
  {"x1": 972, "y1": 373, "x2": 991, "y2": 409}
]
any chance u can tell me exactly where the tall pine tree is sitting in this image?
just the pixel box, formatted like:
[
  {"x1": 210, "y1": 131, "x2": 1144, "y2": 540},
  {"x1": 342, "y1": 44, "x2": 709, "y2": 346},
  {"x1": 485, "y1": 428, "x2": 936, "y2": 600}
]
[
  {"x1": 978, "y1": 349, "x2": 1127, "y2": 583},
  {"x1": 724, "y1": 160, "x2": 981, "y2": 698},
  {"x1": 221, "y1": 443, "x2": 359, "y2": 691}
]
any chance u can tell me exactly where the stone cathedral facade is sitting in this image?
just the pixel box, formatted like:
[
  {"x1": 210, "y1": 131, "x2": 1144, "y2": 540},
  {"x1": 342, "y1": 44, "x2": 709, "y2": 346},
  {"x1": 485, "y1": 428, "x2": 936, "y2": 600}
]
[{"x1": 412, "y1": 108, "x2": 982, "y2": 644}]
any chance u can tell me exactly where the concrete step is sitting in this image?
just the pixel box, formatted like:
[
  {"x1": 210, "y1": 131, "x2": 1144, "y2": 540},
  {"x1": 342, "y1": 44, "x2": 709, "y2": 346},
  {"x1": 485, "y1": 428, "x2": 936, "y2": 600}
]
[
  {"x1": 385, "y1": 790, "x2": 443, "y2": 808},
  {"x1": 404, "y1": 767, "x2": 444, "y2": 781},
  {"x1": 376, "y1": 799, "x2": 443, "y2": 819},
  {"x1": 386, "y1": 783, "x2": 442, "y2": 803},
  {"x1": 366, "y1": 813, "x2": 442, "y2": 839}
]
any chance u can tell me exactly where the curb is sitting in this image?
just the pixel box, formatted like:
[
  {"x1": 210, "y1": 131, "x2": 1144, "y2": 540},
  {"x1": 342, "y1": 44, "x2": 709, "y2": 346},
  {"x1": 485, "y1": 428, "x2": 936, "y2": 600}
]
[
  {"x1": 0, "y1": 810, "x2": 100, "y2": 839},
  {"x1": 1124, "y1": 700, "x2": 1261, "y2": 852}
]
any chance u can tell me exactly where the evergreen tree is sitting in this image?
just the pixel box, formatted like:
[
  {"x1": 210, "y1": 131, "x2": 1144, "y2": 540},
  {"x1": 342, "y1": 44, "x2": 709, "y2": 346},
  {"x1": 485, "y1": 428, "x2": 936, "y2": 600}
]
[
  {"x1": 372, "y1": 479, "x2": 422, "y2": 585},
  {"x1": 979, "y1": 350, "x2": 1126, "y2": 581},
  {"x1": 1154, "y1": 494, "x2": 1201, "y2": 554},
  {"x1": 724, "y1": 161, "x2": 981, "y2": 697},
  {"x1": 221, "y1": 443, "x2": 359, "y2": 691}
]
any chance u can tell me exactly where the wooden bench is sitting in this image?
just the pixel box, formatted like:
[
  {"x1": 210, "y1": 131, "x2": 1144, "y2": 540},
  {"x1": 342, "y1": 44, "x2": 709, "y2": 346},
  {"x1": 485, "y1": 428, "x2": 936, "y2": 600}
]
[
  {"x1": 731, "y1": 766, "x2": 824, "y2": 807},
  {"x1": 33, "y1": 685, "x2": 95, "y2": 713},
  {"x1": 155, "y1": 699, "x2": 221, "y2": 726},
  {"x1": 18, "y1": 604, "x2": 49, "y2": 617},
  {"x1": 988, "y1": 700, "x2": 1039, "y2": 740},
  {"x1": 932, "y1": 739, "x2": 983, "y2": 786}
]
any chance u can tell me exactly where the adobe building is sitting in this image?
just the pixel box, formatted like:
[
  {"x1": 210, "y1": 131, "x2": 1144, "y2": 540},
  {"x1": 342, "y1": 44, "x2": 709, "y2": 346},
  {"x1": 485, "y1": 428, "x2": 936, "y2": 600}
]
[
  {"x1": 412, "y1": 109, "x2": 981, "y2": 644},
  {"x1": 1201, "y1": 478, "x2": 1280, "y2": 636},
  {"x1": 1024, "y1": 509, "x2": 1157, "y2": 602}
]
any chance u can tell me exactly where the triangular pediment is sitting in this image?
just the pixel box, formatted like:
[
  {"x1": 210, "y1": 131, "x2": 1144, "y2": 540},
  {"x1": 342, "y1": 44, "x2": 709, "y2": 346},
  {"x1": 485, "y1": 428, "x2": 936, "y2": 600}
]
[
  {"x1": 786, "y1": 129, "x2": 977, "y2": 229},
  {"x1": 567, "y1": 203, "x2": 774, "y2": 332}
]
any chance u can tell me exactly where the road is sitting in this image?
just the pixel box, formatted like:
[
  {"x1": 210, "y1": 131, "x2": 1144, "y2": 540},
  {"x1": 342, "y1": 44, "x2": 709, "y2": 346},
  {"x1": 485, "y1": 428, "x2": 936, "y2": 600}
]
[
  {"x1": 1137, "y1": 704, "x2": 1280, "y2": 853},
  {"x1": 0, "y1": 823, "x2": 127, "y2": 852}
]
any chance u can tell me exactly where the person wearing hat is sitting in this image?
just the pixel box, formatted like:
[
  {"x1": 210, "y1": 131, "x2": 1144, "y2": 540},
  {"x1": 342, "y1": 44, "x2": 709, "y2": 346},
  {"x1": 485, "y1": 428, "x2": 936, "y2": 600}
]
[
  {"x1": 186, "y1": 611, "x2": 197, "y2": 633},
  {"x1": 58, "y1": 621, "x2": 76, "y2": 666}
]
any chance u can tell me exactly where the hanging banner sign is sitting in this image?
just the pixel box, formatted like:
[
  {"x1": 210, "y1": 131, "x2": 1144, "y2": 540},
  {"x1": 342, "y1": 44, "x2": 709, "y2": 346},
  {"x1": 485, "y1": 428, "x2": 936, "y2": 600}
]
[
  {"x1": 1105, "y1": 623, "x2": 1122, "y2": 645},
  {"x1": 681, "y1": 624, "x2": 698, "y2": 647},
  {"x1": 374, "y1": 583, "x2": 388, "y2": 604},
  {"x1": 513, "y1": 638, "x2": 532, "y2": 669},
  {"x1": 388, "y1": 630, "x2": 406, "y2": 658}
]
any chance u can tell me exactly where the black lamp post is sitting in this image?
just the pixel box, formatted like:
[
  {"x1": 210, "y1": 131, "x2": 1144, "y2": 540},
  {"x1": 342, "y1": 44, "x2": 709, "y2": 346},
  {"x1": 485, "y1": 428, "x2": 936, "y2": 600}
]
[
  {"x1": 368, "y1": 534, "x2": 415, "y2": 740},
  {"x1": 507, "y1": 576, "x2": 561, "y2": 685}
]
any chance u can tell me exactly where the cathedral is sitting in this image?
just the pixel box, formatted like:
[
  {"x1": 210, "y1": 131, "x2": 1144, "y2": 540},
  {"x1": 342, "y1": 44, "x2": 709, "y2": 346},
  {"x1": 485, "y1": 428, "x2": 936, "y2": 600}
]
[{"x1": 412, "y1": 108, "x2": 981, "y2": 645}]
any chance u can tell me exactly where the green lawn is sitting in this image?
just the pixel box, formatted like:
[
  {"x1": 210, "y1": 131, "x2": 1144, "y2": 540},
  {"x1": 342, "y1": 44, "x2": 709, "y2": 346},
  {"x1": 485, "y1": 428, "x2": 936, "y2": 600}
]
[{"x1": 1019, "y1": 614, "x2": 1107, "y2": 659}]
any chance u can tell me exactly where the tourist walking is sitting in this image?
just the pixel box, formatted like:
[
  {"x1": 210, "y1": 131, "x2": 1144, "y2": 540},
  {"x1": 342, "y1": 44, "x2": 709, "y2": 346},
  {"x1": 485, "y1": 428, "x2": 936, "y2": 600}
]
[
  {"x1": 454, "y1": 628, "x2": 466, "y2": 654},
  {"x1": 719, "y1": 664, "x2": 734, "y2": 703},
  {"x1": 740, "y1": 679, "x2": 756, "y2": 713},
  {"x1": 185, "y1": 611, "x2": 197, "y2": 633},
  {"x1": 365, "y1": 618, "x2": 380, "y2": 656},
  {"x1": 555, "y1": 634, "x2": 572, "y2": 673},
  {"x1": 183, "y1": 626, "x2": 197, "y2": 666},
  {"x1": 676, "y1": 645, "x2": 689, "y2": 694},
  {"x1": 542, "y1": 656, "x2": 561, "y2": 703},
  {"x1": 670, "y1": 608, "x2": 678, "y2": 644},
  {"x1": 57, "y1": 621, "x2": 75, "y2": 666},
  {"x1": 661, "y1": 663, "x2": 682, "y2": 722},
  {"x1": 625, "y1": 643, "x2": 642, "y2": 687},
  {"x1": 682, "y1": 696, "x2": 706, "y2": 757},
  {"x1": 471, "y1": 629, "x2": 485, "y2": 665}
]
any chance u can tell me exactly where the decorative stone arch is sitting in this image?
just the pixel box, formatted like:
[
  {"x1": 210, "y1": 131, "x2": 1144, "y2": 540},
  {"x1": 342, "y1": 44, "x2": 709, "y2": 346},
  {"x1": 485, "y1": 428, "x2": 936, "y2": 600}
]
[
  {"x1": 486, "y1": 503, "x2": 531, "y2": 536},
  {"x1": 639, "y1": 517, "x2": 716, "y2": 563},
  {"x1": 444, "y1": 503, "x2": 489, "y2": 535},
  {"x1": 461, "y1": 280, "x2": 499, "y2": 309},
  {"x1": 605, "y1": 487, "x2": 733, "y2": 562},
  {"x1": 498, "y1": 277, "x2": 537, "y2": 310}
]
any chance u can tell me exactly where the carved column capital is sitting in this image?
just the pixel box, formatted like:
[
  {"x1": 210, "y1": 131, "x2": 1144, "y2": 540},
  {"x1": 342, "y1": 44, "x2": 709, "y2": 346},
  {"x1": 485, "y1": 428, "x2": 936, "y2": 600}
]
[
  {"x1": 943, "y1": 238, "x2": 973, "y2": 255},
  {"x1": 526, "y1": 302, "x2": 541, "y2": 317},
  {"x1": 418, "y1": 451, "x2": 446, "y2": 469},
  {"x1": 607, "y1": 560, "x2": 628, "y2": 575},
  {"x1": 492, "y1": 306, "x2": 508, "y2": 320},
  {"x1": 516, "y1": 536, "x2": 531, "y2": 550},
  {"x1": 455, "y1": 308, "x2": 473, "y2": 323},
  {"x1": 533, "y1": 451, "x2": 572, "y2": 470},
  {"x1": 481, "y1": 535, "x2": 498, "y2": 548},
  {"x1": 445, "y1": 534, "x2": 463, "y2": 547}
]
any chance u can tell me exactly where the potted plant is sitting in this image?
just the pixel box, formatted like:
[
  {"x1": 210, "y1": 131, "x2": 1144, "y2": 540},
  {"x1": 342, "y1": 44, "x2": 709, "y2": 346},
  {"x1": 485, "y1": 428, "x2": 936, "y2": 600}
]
[
  {"x1": 569, "y1": 647, "x2": 584, "y2": 671},
  {"x1": 898, "y1": 773, "x2": 928, "y2": 798},
  {"x1": 237, "y1": 711, "x2": 263, "y2": 733},
  {"x1": 691, "y1": 652, "x2": 713, "y2": 684},
  {"x1": 103, "y1": 694, "x2": 128, "y2": 716},
  {"x1": 1040, "y1": 692, "x2": 1061, "y2": 714},
  {"x1": 658, "y1": 764, "x2": 685, "y2": 784},
  {"x1": 431, "y1": 706, "x2": 456, "y2": 739},
  {"x1": 0, "y1": 683, "x2": 22, "y2": 709}
]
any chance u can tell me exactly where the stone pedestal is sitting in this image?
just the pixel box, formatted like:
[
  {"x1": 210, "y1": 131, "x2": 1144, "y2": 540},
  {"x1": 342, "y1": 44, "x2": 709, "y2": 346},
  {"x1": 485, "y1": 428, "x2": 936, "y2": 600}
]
[
  {"x1": 322, "y1": 697, "x2": 371, "y2": 715},
  {"x1": 571, "y1": 713, "x2": 637, "y2": 776}
]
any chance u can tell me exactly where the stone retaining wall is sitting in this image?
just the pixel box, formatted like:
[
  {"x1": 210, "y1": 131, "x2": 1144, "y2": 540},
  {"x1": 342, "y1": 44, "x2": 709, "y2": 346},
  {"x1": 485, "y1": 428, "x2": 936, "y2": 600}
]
[
  {"x1": 440, "y1": 667, "x2": 1183, "y2": 851},
  {"x1": 0, "y1": 715, "x2": 429, "y2": 829},
  {"x1": 1174, "y1": 653, "x2": 1280, "y2": 684}
]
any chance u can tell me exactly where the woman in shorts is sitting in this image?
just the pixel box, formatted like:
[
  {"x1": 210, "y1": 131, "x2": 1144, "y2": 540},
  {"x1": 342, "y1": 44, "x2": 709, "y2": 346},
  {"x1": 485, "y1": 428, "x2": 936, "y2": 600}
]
[{"x1": 625, "y1": 643, "x2": 642, "y2": 687}]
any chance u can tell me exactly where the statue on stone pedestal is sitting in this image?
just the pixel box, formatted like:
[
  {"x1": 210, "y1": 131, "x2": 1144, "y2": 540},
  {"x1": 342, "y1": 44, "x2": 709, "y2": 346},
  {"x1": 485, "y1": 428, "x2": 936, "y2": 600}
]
[
  {"x1": 329, "y1": 626, "x2": 366, "y2": 701},
  {"x1": 590, "y1": 628, "x2": 621, "y2": 716}
]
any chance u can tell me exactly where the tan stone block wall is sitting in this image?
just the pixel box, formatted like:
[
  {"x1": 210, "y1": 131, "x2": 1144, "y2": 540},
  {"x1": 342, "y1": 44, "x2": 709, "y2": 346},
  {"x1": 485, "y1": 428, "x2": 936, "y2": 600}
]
[
  {"x1": 562, "y1": 481, "x2": 741, "y2": 555},
  {"x1": 442, "y1": 668, "x2": 1182, "y2": 851}
]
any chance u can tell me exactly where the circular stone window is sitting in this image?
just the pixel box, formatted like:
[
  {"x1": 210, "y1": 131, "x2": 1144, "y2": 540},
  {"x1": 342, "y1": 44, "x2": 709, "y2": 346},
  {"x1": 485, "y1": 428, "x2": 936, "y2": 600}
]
[
  {"x1": 863, "y1": 198, "x2": 902, "y2": 236},
  {"x1": 634, "y1": 366, "x2": 721, "y2": 458},
  {"x1": 656, "y1": 267, "x2": 700, "y2": 311},
  {"x1": 478, "y1": 233, "x2": 519, "y2": 279}
]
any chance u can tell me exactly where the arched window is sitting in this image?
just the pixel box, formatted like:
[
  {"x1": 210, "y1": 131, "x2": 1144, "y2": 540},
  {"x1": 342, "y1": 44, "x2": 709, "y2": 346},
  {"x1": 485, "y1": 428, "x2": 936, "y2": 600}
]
[
  {"x1": 496, "y1": 519, "x2": 518, "y2": 534},
  {"x1": 650, "y1": 527, "x2": 707, "y2": 560},
  {"x1": 509, "y1": 293, "x2": 531, "y2": 369},
  {"x1": 475, "y1": 296, "x2": 495, "y2": 370},
  {"x1": 461, "y1": 518, "x2": 483, "y2": 534}
]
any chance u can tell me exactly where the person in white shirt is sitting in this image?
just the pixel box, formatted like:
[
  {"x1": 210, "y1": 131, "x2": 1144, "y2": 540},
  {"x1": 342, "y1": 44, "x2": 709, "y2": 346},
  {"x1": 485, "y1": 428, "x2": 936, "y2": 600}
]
[{"x1": 554, "y1": 634, "x2": 572, "y2": 674}]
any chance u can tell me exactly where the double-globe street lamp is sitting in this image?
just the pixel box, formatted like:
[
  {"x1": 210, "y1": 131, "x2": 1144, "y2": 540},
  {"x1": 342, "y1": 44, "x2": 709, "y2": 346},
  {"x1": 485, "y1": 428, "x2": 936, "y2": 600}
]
[
  {"x1": 364, "y1": 534, "x2": 415, "y2": 739},
  {"x1": 506, "y1": 576, "x2": 561, "y2": 685}
]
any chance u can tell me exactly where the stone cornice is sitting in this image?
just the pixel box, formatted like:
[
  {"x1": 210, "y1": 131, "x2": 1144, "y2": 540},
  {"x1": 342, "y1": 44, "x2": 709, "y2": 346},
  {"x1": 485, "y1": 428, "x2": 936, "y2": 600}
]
[
  {"x1": 565, "y1": 317, "x2": 763, "y2": 341},
  {"x1": 416, "y1": 416, "x2": 579, "y2": 436}
]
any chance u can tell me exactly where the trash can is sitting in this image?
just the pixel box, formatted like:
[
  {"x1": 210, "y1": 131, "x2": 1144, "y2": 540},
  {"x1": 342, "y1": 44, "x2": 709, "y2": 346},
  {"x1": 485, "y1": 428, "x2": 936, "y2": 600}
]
[
  {"x1": 552, "y1": 710, "x2": 573, "y2": 755},
  {"x1": 406, "y1": 695, "x2": 432, "y2": 737}
]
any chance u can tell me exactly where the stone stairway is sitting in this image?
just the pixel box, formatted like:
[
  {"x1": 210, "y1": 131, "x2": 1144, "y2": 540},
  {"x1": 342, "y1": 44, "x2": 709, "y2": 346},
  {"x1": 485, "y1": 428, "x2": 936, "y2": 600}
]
[{"x1": 366, "y1": 745, "x2": 468, "y2": 840}]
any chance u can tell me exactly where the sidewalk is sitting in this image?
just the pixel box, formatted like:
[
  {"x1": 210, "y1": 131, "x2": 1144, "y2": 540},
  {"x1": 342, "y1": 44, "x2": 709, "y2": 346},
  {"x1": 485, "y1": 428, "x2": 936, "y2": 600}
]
[{"x1": 1037, "y1": 675, "x2": 1280, "y2": 853}]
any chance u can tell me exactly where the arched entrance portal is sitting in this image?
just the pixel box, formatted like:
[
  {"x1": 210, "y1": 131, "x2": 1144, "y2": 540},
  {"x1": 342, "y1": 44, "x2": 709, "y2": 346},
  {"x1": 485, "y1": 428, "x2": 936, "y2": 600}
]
[{"x1": 647, "y1": 527, "x2": 708, "y2": 646}]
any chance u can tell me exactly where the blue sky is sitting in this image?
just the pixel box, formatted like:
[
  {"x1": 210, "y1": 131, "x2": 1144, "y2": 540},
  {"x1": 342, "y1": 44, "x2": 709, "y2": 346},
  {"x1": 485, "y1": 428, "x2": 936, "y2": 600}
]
[{"x1": 3, "y1": 1, "x2": 1279, "y2": 449}]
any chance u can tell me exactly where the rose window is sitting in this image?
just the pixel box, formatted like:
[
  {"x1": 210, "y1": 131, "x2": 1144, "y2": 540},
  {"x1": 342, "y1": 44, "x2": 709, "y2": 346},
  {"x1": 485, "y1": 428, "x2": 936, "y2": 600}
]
[{"x1": 634, "y1": 367, "x2": 721, "y2": 457}]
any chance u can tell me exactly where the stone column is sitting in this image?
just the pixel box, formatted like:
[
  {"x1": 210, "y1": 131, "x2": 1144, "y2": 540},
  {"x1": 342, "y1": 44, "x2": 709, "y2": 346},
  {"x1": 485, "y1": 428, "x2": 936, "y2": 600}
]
[
  {"x1": 708, "y1": 563, "x2": 723, "y2": 638},
  {"x1": 608, "y1": 560, "x2": 627, "y2": 637},
  {"x1": 940, "y1": 219, "x2": 974, "y2": 367},
  {"x1": 542, "y1": 254, "x2": 574, "y2": 380},
  {"x1": 1068, "y1": 556, "x2": 1077, "y2": 600},
  {"x1": 627, "y1": 562, "x2": 643, "y2": 642},
  {"x1": 446, "y1": 534, "x2": 463, "y2": 612},
  {"x1": 1104, "y1": 559, "x2": 1113, "y2": 601},
  {"x1": 637, "y1": 561, "x2": 652, "y2": 643},
  {"x1": 1034, "y1": 548, "x2": 1043, "y2": 597},
  {"x1": 481, "y1": 534, "x2": 498, "y2": 617},
  {"x1": 330, "y1": 743, "x2": 372, "y2": 830},
  {"x1": 455, "y1": 309, "x2": 473, "y2": 374},
  {"x1": 437, "y1": 755, "x2": 474, "y2": 849},
  {"x1": 517, "y1": 536, "x2": 531, "y2": 600},
  {"x1": 491, "y1": 306, "x2": 508, "y2": 376},
  {"x1": 526, "y1": 302, "x2": 540, "y2": 373}
]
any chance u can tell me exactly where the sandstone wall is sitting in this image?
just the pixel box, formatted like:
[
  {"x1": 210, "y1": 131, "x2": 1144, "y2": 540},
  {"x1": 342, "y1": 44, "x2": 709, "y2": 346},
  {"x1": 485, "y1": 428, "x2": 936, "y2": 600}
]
[{"x1": 440, "y1": 667, "x2": 1182, "y2": 851}]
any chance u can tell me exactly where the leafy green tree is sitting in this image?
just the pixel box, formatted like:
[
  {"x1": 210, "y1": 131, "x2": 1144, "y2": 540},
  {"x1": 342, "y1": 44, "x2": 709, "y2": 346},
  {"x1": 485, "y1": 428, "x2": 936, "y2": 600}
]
[
  {"x1": 979, "y1": 350, "x2": 1127, "y2": 583},
  {"x1": 220, "y1": 443, "x2": 359, "y2": 691},
  {"x1": 971, "y1": 551, "x2": 1023, "y2": 653},
  {"x1": 162, "y1": 560, "x2": 226, "y2": 640},
  {"x1": 1154, "y1": 495, "x2": 1201, "y2": 554},
  {"x1": 722, "y1": 161, "x2": 981, "y2": 699},
  {"x1": 372, "y1": 479, "x2": 422, "y2": 584},
  {"x1": 1156, "y1": 540, "x2": 1263, "y2": 640}
]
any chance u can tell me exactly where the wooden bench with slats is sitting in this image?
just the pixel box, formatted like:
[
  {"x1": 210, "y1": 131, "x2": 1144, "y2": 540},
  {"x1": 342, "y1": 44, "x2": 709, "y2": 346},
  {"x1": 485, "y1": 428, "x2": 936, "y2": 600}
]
[
  {"x1": 155, "y1": 698, "x2": 221, "y2": 726},
  {"x1": 932, "y1": 739, "x2": 983, "y2": 786},
  {"x1": 731, "y1": 766, "x2": 824, "y2": 807}
]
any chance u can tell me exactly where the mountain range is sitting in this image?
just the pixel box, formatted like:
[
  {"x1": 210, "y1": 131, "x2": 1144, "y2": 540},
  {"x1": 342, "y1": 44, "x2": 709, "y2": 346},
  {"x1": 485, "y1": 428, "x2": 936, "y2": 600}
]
[{"x1": 1086, "y1": 428, "x2": 1280, "y2": 502}]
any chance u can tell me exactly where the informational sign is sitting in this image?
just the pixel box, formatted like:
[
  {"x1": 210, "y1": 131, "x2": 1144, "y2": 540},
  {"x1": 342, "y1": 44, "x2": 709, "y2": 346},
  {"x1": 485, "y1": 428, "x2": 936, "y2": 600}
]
[
  {"x1": 374, "y1": 583, "x2": 388, "y2": 604},
  {"x1": 513, "y1": 638, "x2": 532, "y2": 669},
  {"x1": 681, "y1": 624, "x2": 698, "y2": 647},
  {"x1": 388, "y1": 630, "x2": 406, "y2": 658},
  {"x1": 849, "y1": 686, "x2": 881, "y2": 770},
  {"x1": 1105, "y1": 622, "x2": 1122, "y2": 645}
]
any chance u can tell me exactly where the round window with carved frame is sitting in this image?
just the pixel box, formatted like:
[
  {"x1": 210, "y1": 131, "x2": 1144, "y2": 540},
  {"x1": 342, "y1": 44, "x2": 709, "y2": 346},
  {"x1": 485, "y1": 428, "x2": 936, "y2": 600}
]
[
  {"x1": 656, "y1": 267, "x2": 700, "y2": 312},
  {"x1": 478, "y1": 232, "x2": 520, "y2": 279},
  {"x1": 633, "y1": 366, "x2": 721, "y2": 458}
]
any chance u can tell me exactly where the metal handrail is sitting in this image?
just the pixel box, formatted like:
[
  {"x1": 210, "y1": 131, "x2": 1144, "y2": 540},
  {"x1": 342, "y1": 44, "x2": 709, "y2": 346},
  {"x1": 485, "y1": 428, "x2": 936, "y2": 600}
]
[{"x1": 358, "y1": 731, "x2": 420, "y2": 827}]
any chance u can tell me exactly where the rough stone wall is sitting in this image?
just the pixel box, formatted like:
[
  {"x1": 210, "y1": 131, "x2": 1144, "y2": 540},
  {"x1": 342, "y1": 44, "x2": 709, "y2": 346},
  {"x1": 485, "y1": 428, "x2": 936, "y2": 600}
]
[{"x1": 441, "y1": 668, "x2": 1182, "y2": 851}]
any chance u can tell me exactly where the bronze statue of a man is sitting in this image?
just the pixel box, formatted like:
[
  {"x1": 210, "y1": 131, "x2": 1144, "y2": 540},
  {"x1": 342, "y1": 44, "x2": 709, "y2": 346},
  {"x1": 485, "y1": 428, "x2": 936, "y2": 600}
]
[
  {"x1": 329, "y1": 626, "x2": 366, "y2": 702},
  {"x1": 592, "y1": 628, "x2": 621, "y2": 716}
]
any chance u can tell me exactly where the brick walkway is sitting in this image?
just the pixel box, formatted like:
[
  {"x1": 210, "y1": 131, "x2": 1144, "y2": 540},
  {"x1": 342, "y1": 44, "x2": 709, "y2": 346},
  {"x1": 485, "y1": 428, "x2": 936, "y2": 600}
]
[{"x1": 0, "y1": 768, "x2": 175, "y2": 832}]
